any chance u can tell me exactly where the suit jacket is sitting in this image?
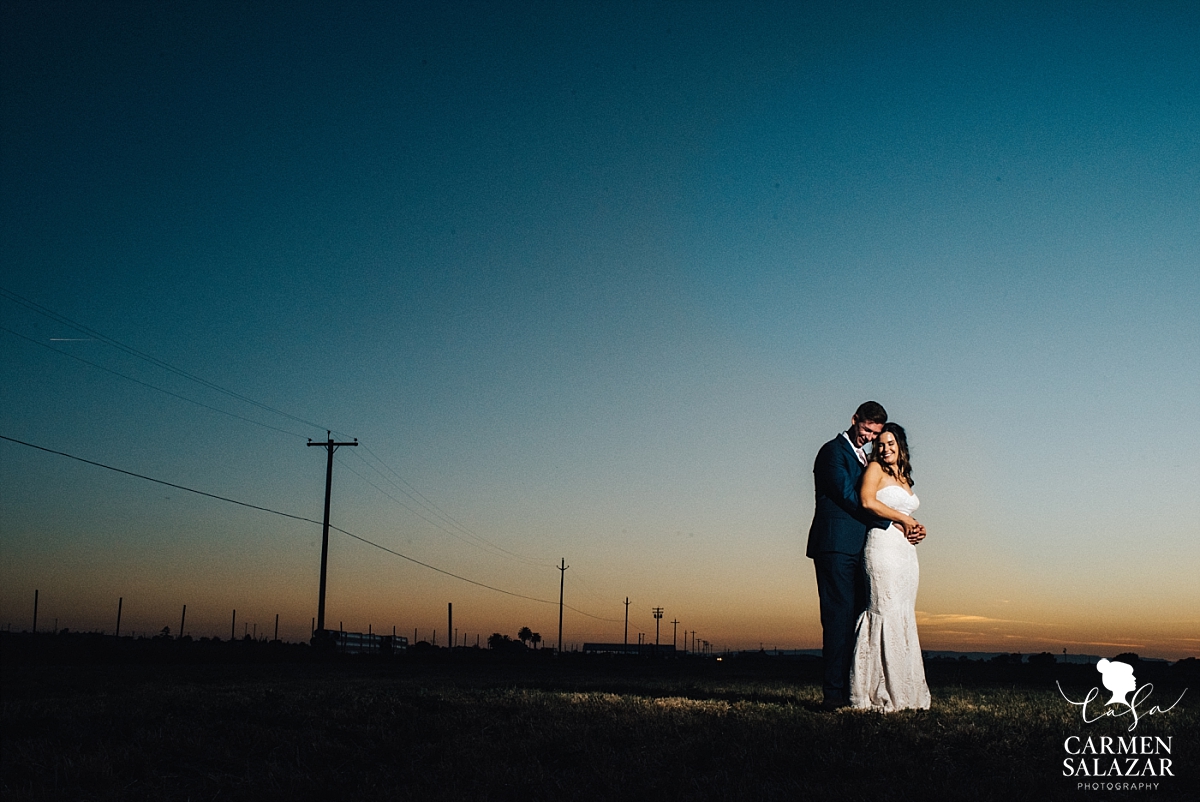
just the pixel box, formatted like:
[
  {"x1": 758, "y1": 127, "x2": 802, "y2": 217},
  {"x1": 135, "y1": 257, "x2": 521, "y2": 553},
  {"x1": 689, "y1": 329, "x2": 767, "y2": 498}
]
[{"x1": 806, "y1": 433, "x2": 890, "y2": 557}]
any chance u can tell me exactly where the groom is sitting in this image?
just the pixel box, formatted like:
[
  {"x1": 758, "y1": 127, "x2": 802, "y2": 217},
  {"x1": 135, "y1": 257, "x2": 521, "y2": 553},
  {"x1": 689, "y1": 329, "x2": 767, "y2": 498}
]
[{"x1": 806, "y1": 401, "x2": 893, "y2": 709}]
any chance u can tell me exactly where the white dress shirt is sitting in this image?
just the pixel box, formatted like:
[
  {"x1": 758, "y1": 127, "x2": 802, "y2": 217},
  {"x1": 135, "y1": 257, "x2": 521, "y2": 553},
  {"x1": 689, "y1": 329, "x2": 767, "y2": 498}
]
[{"x1": 842, "y1": 431, "x2": 867, "y2": 466}]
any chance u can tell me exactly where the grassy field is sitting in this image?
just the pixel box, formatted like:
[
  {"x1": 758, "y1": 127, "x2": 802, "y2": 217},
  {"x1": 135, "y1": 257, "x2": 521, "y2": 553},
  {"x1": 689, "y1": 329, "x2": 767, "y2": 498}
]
[{"x1": 2, "y1": 645, "x2": 1196, "y2": 801}]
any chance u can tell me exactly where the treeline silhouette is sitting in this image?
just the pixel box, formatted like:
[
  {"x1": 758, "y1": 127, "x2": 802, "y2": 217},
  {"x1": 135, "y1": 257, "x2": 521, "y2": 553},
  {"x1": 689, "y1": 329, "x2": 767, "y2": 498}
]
[{"x1": 3, "y1": 629, "x2": 1196, "y2": 688}]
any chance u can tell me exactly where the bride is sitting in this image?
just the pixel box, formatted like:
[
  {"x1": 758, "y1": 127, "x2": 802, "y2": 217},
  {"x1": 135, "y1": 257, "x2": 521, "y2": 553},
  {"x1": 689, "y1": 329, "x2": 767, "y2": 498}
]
[{"x1": 848, "y1": 422, "x2": 931, "y2": 711}]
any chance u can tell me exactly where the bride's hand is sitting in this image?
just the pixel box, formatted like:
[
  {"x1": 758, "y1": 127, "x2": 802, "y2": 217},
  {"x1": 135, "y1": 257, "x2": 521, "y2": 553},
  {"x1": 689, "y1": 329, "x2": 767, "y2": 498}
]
[{"x1": 906, "y1": 521, "x2": 926, "y2": 545}]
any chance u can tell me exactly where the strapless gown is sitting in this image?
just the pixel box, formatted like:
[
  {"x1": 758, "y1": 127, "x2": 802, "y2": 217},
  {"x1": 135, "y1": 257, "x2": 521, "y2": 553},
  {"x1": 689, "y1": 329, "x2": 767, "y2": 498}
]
[{"x1": 849, "y1": 484, "x2": 931, "y2": 711}]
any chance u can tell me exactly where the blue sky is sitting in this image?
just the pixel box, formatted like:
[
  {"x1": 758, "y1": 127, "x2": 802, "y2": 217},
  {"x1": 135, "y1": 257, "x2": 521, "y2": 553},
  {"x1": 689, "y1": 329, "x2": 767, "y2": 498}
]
[{"x1": 2, "y1": 1, "x2": 1197, "y2": 656}]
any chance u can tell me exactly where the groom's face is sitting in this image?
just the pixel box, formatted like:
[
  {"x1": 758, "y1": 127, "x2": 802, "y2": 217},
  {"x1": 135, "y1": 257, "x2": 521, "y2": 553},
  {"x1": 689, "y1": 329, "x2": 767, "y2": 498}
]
[{"x1": 849, "y1": 416, "x2": 885, "y2": 448}]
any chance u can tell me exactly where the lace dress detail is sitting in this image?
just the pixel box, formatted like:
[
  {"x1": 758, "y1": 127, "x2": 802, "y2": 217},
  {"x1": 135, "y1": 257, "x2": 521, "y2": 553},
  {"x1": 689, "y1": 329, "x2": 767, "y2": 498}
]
[{"x1": 848, "y1": 484, "x2": 931, "y2": 711}]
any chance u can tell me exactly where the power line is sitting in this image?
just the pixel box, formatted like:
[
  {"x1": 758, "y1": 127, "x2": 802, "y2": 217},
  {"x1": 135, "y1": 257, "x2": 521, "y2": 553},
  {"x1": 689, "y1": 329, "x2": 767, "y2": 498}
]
[
  {"x1": 356, "y1": 444, "x2": 463, "y2": 527},
  {"x1": 4, "y1": 290, "x2": 551, "y2": 567},
  {"x1": 7, "y1": 316, "x2": 542, "y2": 564},
  {"x1": 0, "y1": 286, "x2": 336, "y2": 436},
  {"x1": 359, "y1": 443, "x2": 504, "y2": 545},
  {"x1": 1, "y1": 325, "x2": 309, "y2": 440},
  {"x1": 0, "y1": 433, "x2": 320, "y2": 523},
  {"x1": 0, "y1": 433, "x2": 619, "y2": 620},
  {"x1": 2, "y1": 291, "x2": 621, "y2": 623},
  {"x1": 338, "y1": 452, "x2": 556, "y2": 568},
  {"x1": 569, "y1": 567, "x2": 621, "y2": 609},
  {"x1": 336, "y1": 457, "x2": 517, "y2": 559}
]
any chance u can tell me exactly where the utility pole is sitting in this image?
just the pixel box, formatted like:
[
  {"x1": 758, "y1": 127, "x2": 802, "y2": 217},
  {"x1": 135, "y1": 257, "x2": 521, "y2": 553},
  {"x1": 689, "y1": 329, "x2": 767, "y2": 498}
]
[
  {"x1": 32, "y1": 589, "x2": 38, "y2": 634},
  {"x1": 624, "y1": 597, "x2": 630, "y2": 650},
  {"x1": 308, "y1": 431, "x2": 357, "y2": 635},
  {"x1": 179, "y1": 605, "x2": 186, "y2": 640},
  {"x1": 448, "y1": 603, "x2": 453, "y2": 650},
  {"x1": 652, "y1": 607, "x2": 663, "y2": 654},
  {"x1": 557, "y1": 558, "x2": 568, "y2": 653},
  {"x1": 671, "y1": 618, "x2": 679, "y2": 651},
  {"x1": 115, "y1": 597, "x2": 123, "y2": 638}
]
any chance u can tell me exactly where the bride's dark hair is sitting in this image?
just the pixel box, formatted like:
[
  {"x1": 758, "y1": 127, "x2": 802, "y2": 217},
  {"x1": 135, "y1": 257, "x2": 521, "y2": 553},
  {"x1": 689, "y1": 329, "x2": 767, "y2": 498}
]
[{"x1": 872, "y1": 422, "x2": 913, "y2": 487}]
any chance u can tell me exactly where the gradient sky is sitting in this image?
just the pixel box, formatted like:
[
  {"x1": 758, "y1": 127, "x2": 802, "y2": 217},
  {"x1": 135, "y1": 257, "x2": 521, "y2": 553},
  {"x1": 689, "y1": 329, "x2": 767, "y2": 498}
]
[{"x1": 2, "y1": 1, "x2": 1197, "y2": 658}]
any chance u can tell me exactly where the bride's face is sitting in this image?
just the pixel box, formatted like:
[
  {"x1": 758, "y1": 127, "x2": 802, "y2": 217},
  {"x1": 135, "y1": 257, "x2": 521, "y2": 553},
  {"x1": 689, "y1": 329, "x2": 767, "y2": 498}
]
[{"x1": 876, "y1": 432, "x2": 899, "y2": 465}]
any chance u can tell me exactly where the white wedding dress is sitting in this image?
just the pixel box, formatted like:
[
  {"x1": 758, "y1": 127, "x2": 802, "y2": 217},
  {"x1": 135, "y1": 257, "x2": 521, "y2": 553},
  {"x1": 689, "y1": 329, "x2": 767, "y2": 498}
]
[{"x1": 849, "y1": 484, "x2": 931, "y2": 711}]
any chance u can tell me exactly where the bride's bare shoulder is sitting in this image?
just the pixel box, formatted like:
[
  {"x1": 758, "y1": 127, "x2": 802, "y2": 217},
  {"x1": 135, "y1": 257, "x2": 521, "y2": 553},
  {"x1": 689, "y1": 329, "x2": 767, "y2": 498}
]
[{"x1": 860, "y1": 461, "x2": 886, "y2": 491}]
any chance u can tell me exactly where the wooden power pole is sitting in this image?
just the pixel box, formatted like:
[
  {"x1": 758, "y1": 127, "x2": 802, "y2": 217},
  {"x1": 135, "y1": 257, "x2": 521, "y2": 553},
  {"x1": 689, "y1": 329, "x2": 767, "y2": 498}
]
[
  {"x1": 557, "y1": 558, "x2": 568, "y2": 653},
  {"x1": 624, "y1": 597, "x2": 630, "y2": 649},
  {"x1": 308, "y1": 431, "x2": 357, "y2": 636}
]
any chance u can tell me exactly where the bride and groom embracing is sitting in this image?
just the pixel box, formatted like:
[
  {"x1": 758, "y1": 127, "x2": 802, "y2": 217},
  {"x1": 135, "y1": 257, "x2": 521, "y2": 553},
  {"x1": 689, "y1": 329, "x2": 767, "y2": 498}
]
[{"x1": 807, "y1": 401, "x2": 931, "y2": 712}]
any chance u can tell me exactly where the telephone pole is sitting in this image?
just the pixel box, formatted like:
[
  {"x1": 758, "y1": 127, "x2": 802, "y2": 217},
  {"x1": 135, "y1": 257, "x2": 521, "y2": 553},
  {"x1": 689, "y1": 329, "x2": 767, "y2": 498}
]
[
  {"x1": 671, "y1": 618, "x2": 679, "y2": 651},
  {"x1": 652, "y1": 606, "x2": 664, "y2": 654},
  {"x1": 624, "y1": 597, "x2": 630, "y2": 650},
  {"x1": 557, "y1": 558, "x2": 568, "y2": 653},
  {"x1": 308, "y1": 431, "x2": 357, "y2": 635}
]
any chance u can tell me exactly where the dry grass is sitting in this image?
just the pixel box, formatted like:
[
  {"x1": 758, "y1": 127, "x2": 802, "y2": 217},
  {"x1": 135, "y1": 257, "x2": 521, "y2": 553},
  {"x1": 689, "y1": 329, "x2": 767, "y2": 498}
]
[{"x1": 2, "y1": 655, "x2": 1196, "y2": 801}]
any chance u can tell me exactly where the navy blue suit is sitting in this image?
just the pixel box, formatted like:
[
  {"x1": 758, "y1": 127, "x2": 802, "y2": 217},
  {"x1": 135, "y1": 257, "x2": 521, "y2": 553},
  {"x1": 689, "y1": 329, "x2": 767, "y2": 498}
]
[{"x1": 806, "y1": 433, "x2": 889, "y2": 704}]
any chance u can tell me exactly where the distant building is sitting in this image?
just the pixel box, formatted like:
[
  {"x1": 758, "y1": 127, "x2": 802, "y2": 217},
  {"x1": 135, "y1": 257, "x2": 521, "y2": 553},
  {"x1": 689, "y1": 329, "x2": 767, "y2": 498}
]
[
  {"x1": 321, "y1": 630, "x2": 408, "y2": 655},
  {"x1": 583, "y1": 642, "x2": 676, "y2": 656}
]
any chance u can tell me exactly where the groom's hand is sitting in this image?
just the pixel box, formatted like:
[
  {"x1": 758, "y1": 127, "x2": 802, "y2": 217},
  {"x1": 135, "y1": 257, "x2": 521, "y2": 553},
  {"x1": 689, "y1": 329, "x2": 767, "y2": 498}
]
[{"x1": 906, "y1": 523, "x2": 926, "y2": 545}]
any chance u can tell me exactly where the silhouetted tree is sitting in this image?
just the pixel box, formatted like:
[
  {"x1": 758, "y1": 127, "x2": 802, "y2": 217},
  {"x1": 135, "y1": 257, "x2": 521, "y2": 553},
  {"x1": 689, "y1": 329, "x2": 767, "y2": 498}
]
[
  {"x1": 1170, "y1": 657, "x2": 1198, "y2": 679},
  {"x1": 1028, "y1": 652, "x2": 1056, "y2": 666},
  {"x1": 531, "y1": 632, "x2": 542, "y2": 650},
  {"x1": 487, "y1": 632, "x2": 510, "y2": 650},
  {"x1": 1113, "y1": 652, "x2": 1140, "y2": 665},
  {"x1": 518, "y1": 626, "x2": 533, "y2": 647}
]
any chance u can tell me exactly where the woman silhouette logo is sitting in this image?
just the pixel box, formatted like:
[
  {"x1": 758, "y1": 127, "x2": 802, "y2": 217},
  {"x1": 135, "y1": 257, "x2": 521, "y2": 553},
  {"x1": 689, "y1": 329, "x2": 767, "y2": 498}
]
[
  {"x1": 1096, "y1": 658, "x2": 1136, "y2": 707},
  {"x1": 1058, "y1": 657, "x2": 1185, "y2": 731}
]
